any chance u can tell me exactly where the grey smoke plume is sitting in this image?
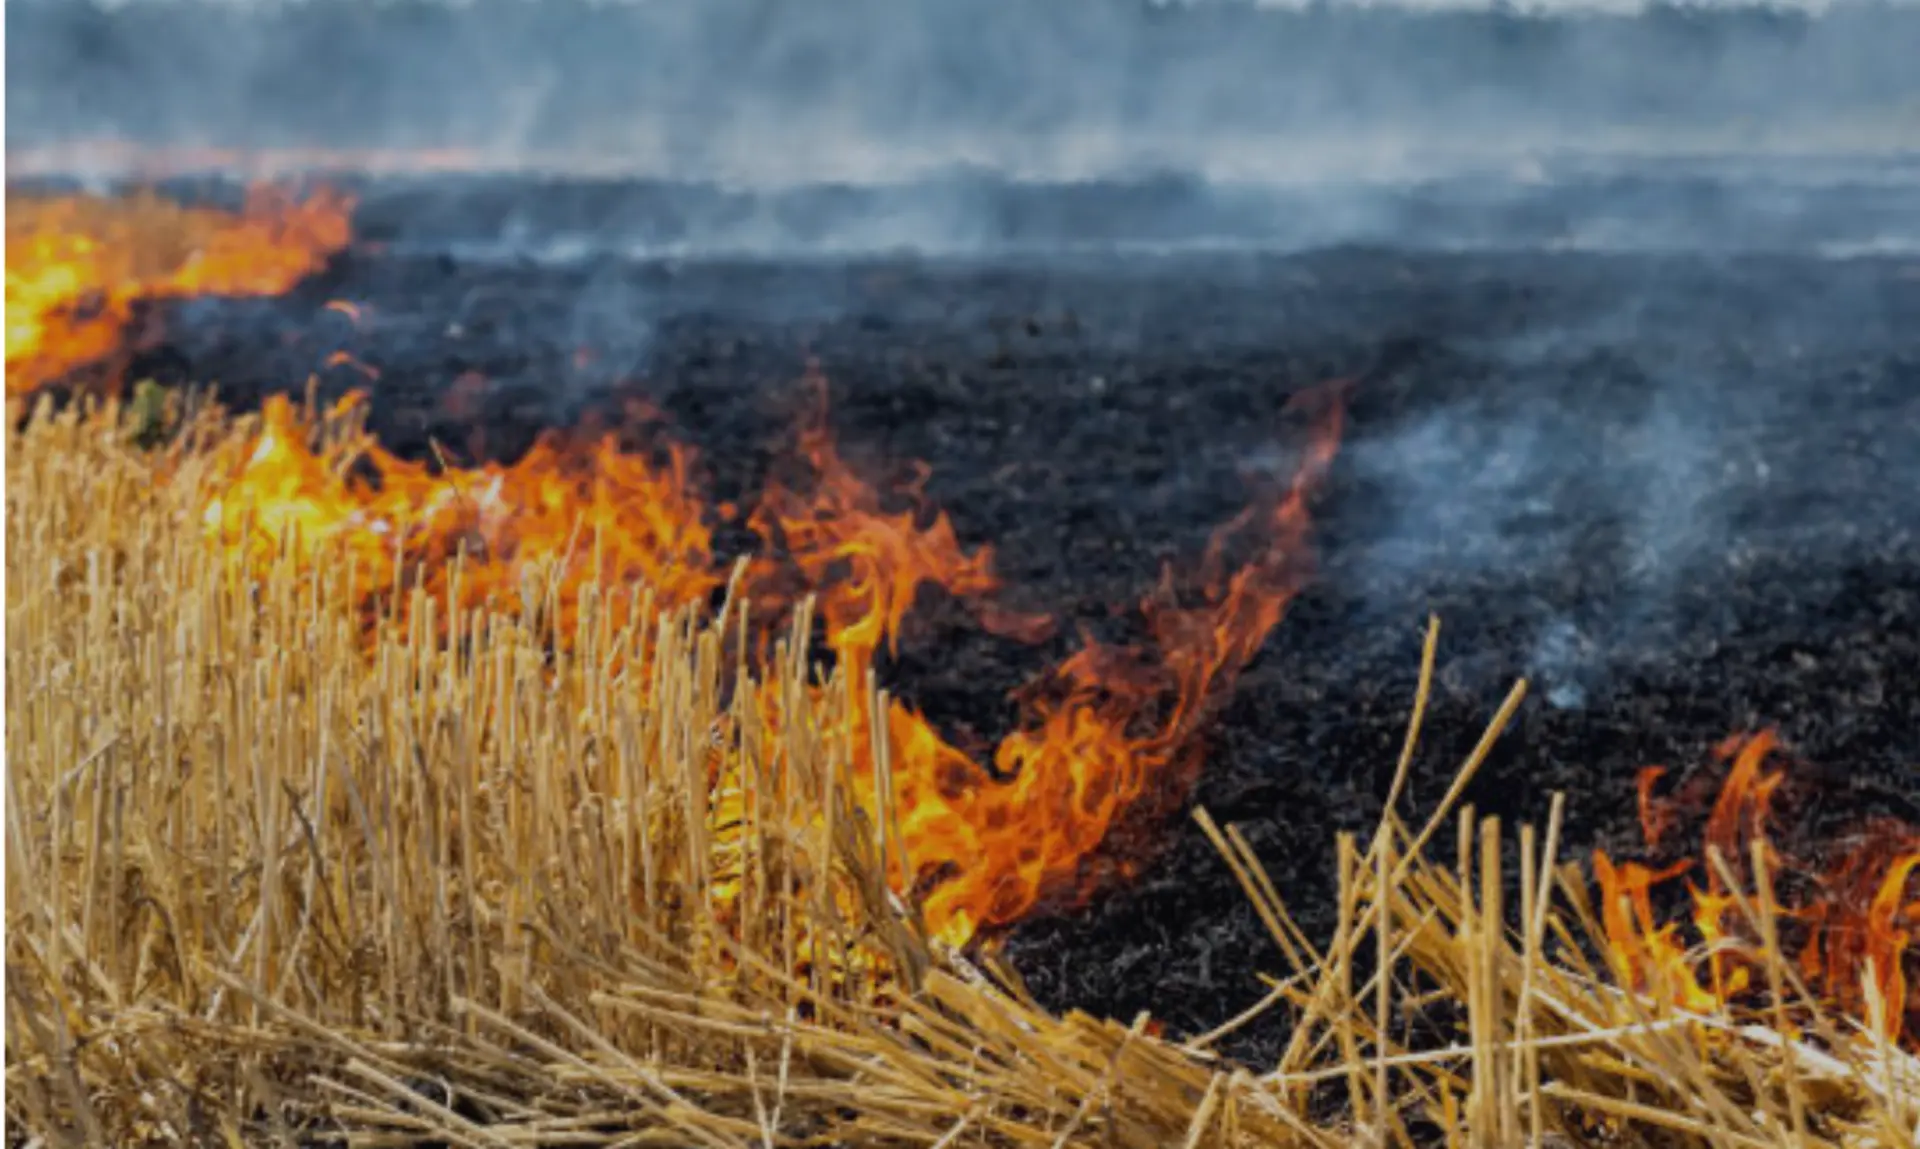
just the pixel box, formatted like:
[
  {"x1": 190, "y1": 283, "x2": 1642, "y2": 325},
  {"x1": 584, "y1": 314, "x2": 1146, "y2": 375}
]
[
  {"x1": 8, "y1": 0, "x2": 1920, "y2": 260},
  {"x1": 11, "y1": 0, "x2": 1920, "y2": 171}
]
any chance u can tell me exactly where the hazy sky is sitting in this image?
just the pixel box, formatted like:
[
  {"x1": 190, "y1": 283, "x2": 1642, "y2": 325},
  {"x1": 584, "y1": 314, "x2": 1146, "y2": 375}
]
[{"x1": 64, "y1": 0, "x2": 1920, "y2": 9}]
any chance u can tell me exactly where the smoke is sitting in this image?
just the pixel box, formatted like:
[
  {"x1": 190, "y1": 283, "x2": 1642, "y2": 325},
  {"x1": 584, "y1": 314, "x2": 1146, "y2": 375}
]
[
  {"x1": 1331, "y1": 257, "x2": 1918, "y2": 706},
  {"x1": 11, "y1": 0, "x2": 1920, "y2": 167},
  {"x1": 9, "y1": 0, "x2": 1920, "y2": 257}
]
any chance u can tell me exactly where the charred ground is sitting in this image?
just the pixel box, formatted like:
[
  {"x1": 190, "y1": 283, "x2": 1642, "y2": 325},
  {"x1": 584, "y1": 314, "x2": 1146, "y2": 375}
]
[{"x1": 66, "y1": 176, "x2": 1920, "y2": 1065}]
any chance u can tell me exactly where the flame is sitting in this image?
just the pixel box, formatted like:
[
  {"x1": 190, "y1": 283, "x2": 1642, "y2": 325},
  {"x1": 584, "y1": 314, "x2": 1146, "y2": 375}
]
[
  {"x1": 323, "y1": 351, "x2": 382, "y2": 381},
  {"x1": 1595, "y1": 731, "x2": 1920, "y2": 1044},
  {"x1": 1636, "y1": 765, "x2": 1674, "y2": 848},
  {"x1": 1800, "y1": 823, "x2": 1920, "y2": 1034},
  {"x1": 1592, "y1": 853, "x2": 1721, "y2": 1013},
  {"x1": 6, "y1": 186, "x2": 352, "y2": 396},
  {"x1": 19, "y1": 185, "x2": 1346, "y2": 956},
  {"x1": 748, "y1": 376, "x2": 1345, "y2": 945},
  {"x1": 923, "y1": 384, "x2": 1343, "y2": 940},
  {"x1": 748, "y1": 369, "x2": 1056, "y2": 665},
  {"x1": 201, "y1": 391, "x2": 720, "y2": 638},
  {"x1": 197, "y1": 371, "x2": 1340, "y2": 950}
]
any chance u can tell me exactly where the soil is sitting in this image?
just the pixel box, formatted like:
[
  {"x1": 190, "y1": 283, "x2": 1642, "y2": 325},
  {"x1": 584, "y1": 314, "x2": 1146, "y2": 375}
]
[{"x1": 69, "y1": 176, "x2": 1920, "y2": 1066}]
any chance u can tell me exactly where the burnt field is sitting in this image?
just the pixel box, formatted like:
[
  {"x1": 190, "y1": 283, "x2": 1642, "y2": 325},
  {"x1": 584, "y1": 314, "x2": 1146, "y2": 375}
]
[{"x1": 54, "y1": 171, "x2": 1920, "y2": 1063}]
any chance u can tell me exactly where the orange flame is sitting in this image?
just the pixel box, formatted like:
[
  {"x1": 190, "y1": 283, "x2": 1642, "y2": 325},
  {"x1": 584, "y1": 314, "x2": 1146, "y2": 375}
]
[
  {"x1": 6, "y1": 187, "x2": 352, "y2": 396},
  {"x1": 1636, "y1": 765, "x2": 1673, "y2": 848},
  {"x1": 748, "y1": 369, "x2": 1056, "y2": 666},
  {"x1": 201, "y1": 391, "x2": 720, "y2": 638},
  {"x1": 1800, "y1": 823, "x2": 1920, "y2": 1034},
  {"x1": 1592, "y1": 853, "x2": 1721, "y2": 1013},
  {"x1": 1595, "y1": 731, "x2": 1920, "y2": 1044},
  {"x1": 750, "y1": 379, "x2": 1345, "y2": 945},
  {"x1": 18, "y1": 185, "x2": 1348, "y2": 954},
  {"x1": 197, "y1": 372, "x2": 1341, "y2": 949}
]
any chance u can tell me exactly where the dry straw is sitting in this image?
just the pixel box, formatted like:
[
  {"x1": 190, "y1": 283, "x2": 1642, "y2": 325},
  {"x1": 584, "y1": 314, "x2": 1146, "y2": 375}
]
[{"x1": 7, "y1": 394, "x2": 1915, "y2": 1147}]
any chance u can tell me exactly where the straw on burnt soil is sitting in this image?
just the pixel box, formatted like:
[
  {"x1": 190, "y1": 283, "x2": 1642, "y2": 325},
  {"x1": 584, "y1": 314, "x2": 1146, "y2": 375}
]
[{"x1": 5, "y1": 394, "x2": 1915, "y2": 1147}]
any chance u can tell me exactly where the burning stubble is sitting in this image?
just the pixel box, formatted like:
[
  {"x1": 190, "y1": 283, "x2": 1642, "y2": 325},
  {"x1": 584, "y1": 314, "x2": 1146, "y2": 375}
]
[
  {"x1": 7, "y1": 182, "x2": 1348, "y2": 950},
  {"x1": 8, "y1": 3, "x2": 1920, "y2": 1125},
  {"x1": 181, "y1": 358, "x2": 1345, "y2": 948},
  {"x1": 18, "y1": 396, "x2": 1917, "y2": 1143},
  {"x1": 5, "y1": 187, "x2": 353, "y2": 396},
  {"x1": 11, "y1": 175, "x2": 1916, "y2": 1031}
]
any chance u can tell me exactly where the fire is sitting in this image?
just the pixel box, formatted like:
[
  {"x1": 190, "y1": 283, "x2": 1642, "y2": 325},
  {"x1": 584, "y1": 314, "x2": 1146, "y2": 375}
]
[
  {"x1": 18, "y1": 182, "x2": 1346, "y2": 955},
  {"x1": 6, "y1": 186, "x2": 351, "y2": 396},
  {"x1": 747, "y1": 374, "x2": 1344, "y2": 944},
  {"x1": 923, "y1": 385, "x2": 1342, "y2": 939},
  {"x1": 201, "y1": 390, "x2": 720, "y2": 638},
  {"x1": 194, "y1": 374, "x2": 1342, "y2": 950},
  {"x1": 1802, "y1": 823, "x2": 1920, "y2": 1035},
  {"x1": 749, "y1": 370, "x2": 1056, "y2": 665},
  {"x1": 1595, "y1": 731, "x2": 1920, "y2": 1044}
]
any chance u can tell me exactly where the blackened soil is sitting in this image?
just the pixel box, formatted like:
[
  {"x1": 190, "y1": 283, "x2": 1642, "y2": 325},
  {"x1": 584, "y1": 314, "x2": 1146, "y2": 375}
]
[{"x1": 109, "y1": 198, "x2": 1920, "y2": 1066}]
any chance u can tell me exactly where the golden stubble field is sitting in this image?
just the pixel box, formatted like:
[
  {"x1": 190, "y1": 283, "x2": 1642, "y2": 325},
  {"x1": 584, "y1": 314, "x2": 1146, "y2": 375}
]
[{"x1": 8, "y1": 390, "x2": 1918, "y2": 1148}]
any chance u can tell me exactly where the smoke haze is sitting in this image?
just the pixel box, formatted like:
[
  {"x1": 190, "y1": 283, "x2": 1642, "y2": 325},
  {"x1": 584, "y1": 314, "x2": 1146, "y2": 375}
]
[
  {"x1": 12, "y1": 0, "x2": 1920, "y2": 257},
  {"x1": 10, "y1": 0, "x2": 1920, "y2": 178}
]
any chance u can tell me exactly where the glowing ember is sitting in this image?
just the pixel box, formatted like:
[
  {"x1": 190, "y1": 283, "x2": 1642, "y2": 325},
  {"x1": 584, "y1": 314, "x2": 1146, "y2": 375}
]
[
  {"x1": 6, "y1": 186, "x2": 351, "y2": 396},
  {"x1": 1596, "y1": 731, "x2": 1920, "y2": 1044}
]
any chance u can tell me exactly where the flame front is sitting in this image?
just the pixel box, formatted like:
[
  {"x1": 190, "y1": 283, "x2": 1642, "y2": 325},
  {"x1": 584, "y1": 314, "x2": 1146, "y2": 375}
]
[
  {"x1": 6, "y1": 186, "x2": 351, "y2": 396},
  {"x1": 13, "y1": 183, "x2": 1344, "y2": 959},
  {"x1": 746, "y1": 375, "x2": 1344, "y2": 944},
  {"x1": 193, "y1": 372, "x2": 1343, "y2": 950},
  {"x1": 918, "y1": 385, "x2": 1344, "y2": 941},
  {"x1": 1595, "y1": 731, "x2": 1920, "y2": 1044}
]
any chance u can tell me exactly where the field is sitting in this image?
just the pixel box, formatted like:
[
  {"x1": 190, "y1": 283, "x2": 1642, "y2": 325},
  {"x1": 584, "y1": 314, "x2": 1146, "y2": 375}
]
[{"x1": 6, "y1": 159, "x2": 1920, "y2": 1146}]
